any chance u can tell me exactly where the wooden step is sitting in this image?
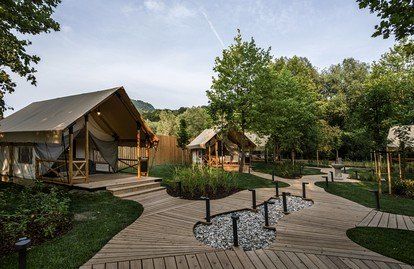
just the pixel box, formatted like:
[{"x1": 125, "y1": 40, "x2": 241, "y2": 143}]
[
  {"x1": 107, "y1": 182, "x2": 161, "y2": 195},
  {"x1": 115, "y1": 186, "x2": 166, "y2": 198},
  {"x1": 104, "y1": 178, "x2": 161, "y2": 189}
]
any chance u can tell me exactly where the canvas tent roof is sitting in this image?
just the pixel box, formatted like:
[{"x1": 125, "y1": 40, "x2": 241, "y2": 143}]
[
  {"x1": 187, "y1": 128, "x2": 256, "y2": 150},
  {"x1": 387, "y1": 125, "x2": 414, "y2": 150},
  {"x1": 0, "y1": 87, "x2": 158, "y2": 145},
  {"x1": 245, "y1": 132, "x2": 269, "y2": 151}
]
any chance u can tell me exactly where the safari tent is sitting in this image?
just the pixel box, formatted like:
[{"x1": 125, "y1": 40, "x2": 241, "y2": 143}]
[
  {"x1": 0, "y1": 87, "x2": 158, "y2": 185},
  {"x1": 187, "y1": 128, "x2": 256, "y2": 170}
]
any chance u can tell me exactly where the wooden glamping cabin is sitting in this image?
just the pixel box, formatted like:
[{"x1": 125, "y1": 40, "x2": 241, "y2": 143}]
[
  {"x1": 0, "y1": 87, "x2": 158, "y2": 187},
  {"x1": 187, "y1": 128, "x2": 256, "y2": 171}
]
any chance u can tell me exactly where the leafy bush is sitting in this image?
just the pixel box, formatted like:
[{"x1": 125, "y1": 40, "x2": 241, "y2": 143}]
[
  {"x1": 164, "y1": 165, "x2": 238, "y2": 199},
  {"x1": 0, "y1": 181, "x2": 71, "y2": 256},
  {"x1": 393, "y1": 180, "x2": 414, "y2": 198}
]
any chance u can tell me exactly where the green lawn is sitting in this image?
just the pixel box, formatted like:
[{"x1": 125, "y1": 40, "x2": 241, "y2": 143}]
[
  {"x1": 148, "y1": 164, "x2": 289, "y2": 190},
  {"x1": 347, "y1": 227, "x2": 414, "y2": 265},
  {"x1": 0, "y1": 186, "x2": 143, "y2": 269},
  {"x1": 252, "y1": 162, "x2": 325, "y2": 179},
  {"x1": 315, "y1": 181, "x2": 414, "y2": 216}
]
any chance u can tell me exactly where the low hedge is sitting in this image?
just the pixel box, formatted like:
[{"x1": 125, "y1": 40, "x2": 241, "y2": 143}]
[{"x1": 0, "y1": 182, "x2": 71, "y2": 256}]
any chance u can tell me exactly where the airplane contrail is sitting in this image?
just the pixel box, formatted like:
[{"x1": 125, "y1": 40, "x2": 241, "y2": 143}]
[{"x1": 200, "y1": 10, "x2": 225, "y2": 48}]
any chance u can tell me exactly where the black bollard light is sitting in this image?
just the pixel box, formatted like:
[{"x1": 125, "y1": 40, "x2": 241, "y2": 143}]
[
  {"x1": 200, "y1": 196, "x2": 211, "y2": 223},
  {"x1": 282, "y1": 192, "x2": 290, "y2": 214},
  {"x1": 15, "y1": 237, "x2": 31, "y2": 269},
  {"x1": 272, "y1": 169, "x2": 275, "y2": 182},
  {"x1": 323, "y1": 176, "x2": 329, "y2": 188},
  {"x1": 355, "y1": 170, "x2": 359, "y2": 180},
  {"x1": 231, "y1": 213, "x2": 239, "y2": 247},
  {"x1": 330, "y1": 171, "x2": 334, "y2": 182},
  {"x1": 369, "y1": 190, "x2": 380, "y2": 210},
  {"x1": 275, "y1": 181, "x2": 279, "y2": 197},
  {"x1": 248, "y1": 165, "x2": 251, "y2": 174},
  {"x1": 302, "y1": 182, "x2": 309, "y2": 199},
  {"x1": 249, "y1": 189, "x2": 257, "y2": 210},
  {"x1": 263, "y1": 200, "x2": 275, "y2": 228},
  {"x1": 177, "y1": 181, "x2": 182, "y2": 197}
]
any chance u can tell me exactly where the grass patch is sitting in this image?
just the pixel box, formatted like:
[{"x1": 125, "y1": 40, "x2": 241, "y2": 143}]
[
  {"x1": 347, "y1": 227, "x2": 414, "y2": 265},
  {"x1": 315, "y1": 181, "x2": 414, "y2": 216},
  {"x1": 0, "y1": 183, "x2": 143, "y2": 269},
  {"x1": 252, "y1": 162, "x2": 325, "y2": 179}
]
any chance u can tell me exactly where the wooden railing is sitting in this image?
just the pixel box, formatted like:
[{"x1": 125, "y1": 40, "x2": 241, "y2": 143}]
[{"x1": 35, "y1": 158, "x2": 87, "y2": 184}]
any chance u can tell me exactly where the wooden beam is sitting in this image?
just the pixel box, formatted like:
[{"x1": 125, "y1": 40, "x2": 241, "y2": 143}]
[
  {"x1": 145, "y1": 142, "x2": 150, "y2": 176},
  {"x1": 137, "y1": 129, "x2": 141, "y2": 179},
  {"x1": 85, "y1": 115, "x2": 90, "y2": 183},
  {"x1": 386, "y1": 152, "x2": 392, "y2": 195},
  {"x1": 215, "y1": 141, "x2": 218, "y2": 165},
  {"x1": 69, "y1": 127, "x2": 74, "y2": 184},
  {"x1": 8, "y1": 144, "x2": 13, "y2": 179},
  {"x1": 398, "y1": 153, "x2": 402, "y2": 180}
]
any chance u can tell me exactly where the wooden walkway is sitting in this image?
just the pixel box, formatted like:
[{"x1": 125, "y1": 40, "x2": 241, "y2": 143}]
[
  {"x1": 81, "y1": 169, "x2": 413, "y2": 269},
  {"x1": 357, "y1": 210, "x2": 414, "y2": 231},
  {"x1": 82, "y1": 249, "x2": 412, "y2": 269}
]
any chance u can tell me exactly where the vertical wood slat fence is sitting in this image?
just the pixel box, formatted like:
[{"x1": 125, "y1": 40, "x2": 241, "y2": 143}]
[{"x1": 118, "y1": 135, "x2": 190, "y2": 170}]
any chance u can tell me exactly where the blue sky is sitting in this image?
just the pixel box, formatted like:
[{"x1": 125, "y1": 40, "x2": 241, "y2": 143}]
[{"x1": 5, "y1": 0, "x2": 395, "y2": 116}]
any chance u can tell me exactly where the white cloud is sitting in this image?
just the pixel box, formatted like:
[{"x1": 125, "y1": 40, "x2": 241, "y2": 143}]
[
  {"x1": 143, "y1": 0, "x2": 165, "y2": 12},
  {"x1": 60, "y1": 25, "x2": 72, "y2": 33},
  {"x1": 169, "y1": 4, "x2": 196, "y2": 19}
]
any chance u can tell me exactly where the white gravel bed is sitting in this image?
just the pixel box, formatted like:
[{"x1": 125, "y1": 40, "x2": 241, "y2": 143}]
[{"x1": 194, "y1": 196, "x2": 313, "y2": 250}]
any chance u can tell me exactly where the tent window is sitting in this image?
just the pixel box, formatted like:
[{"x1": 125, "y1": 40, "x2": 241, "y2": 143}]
[{"x1": 18, "y1": 147, "x2": 33, "y2": 164}]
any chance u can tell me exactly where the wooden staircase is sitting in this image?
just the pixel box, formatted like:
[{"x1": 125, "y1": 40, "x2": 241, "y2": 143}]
[{"x1": 106, "y1": 177, "x2": 165, "y2": 198}]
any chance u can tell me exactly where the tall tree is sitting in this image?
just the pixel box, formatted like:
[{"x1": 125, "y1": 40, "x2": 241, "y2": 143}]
[
  {"x1": 179, "y1": 107, "x2": 213, "y2": 139},
  {"x1": 357, "y1": 0, "x2": 414, "y2": 41},
  {"x1": 207, "y1": 29, "x2": 272, "y2": 172},
  {"x1": 156, "y1": 111, "x2": 178, "y2": 136},
  {"x1": 0, "y1": 0, "x2": 61, "y2": 116},
  {"x1": 176, "y1": 119, "x2": 190, "y2": 164}
]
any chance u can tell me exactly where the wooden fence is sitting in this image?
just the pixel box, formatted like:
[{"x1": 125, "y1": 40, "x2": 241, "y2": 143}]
[{"x1": 118, "y1": 135, "x2": 190, "y2": 169}]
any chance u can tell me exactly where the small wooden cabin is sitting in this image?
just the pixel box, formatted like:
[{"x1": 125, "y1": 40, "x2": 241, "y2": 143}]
[
  {"x1": 187, "y1": 128, "x2": 255, "y2": 170},
  {"x1": 0, "y1": 87, "x2": 158, "y2": 185}
]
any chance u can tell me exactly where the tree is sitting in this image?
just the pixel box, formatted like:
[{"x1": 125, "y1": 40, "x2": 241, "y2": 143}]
[
  {"x1": 316, "y1": 120, "x2": 343, "y2": 162},
  {"x1": 254, "y1": 67, "x2": 318, "y2": 164},
  {"x1": 207, "y1": 29, "x2": 272, "y2": 172},
  {"x1": 179, "y1": 107, "x2": 213, "y2": 139},
  {"x1": 177, "y1": 119, "x2": 190, "y2": 164},
  {"x1": 357, "y1": 0, "x2": 414, "y2": 41},
  {"x1": 156, "y1": 111, "x2": 178, "y2": 136},
  {"x1": 0, "y1": 0, "x2": 61, "y2": 116}
]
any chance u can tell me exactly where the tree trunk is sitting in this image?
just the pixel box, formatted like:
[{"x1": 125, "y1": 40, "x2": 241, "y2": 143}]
[
  {"x1": 335, "y1": 149, "x2": 339, "y2": 163},
  {"x1": 239, "y1": 147, "x2": 245, "y2": 173},
  {"x1": 377, "y1": 152, "x2": 382, "y2": 195},
  {"x1": 291, "y1": 150, "x2": 295, "y2": 165},
  {"x1": 316, "y1": 150, "x2": 319, "y2": 166}
]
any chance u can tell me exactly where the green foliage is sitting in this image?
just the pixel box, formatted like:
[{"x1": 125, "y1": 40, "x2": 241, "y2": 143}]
[
  {"x1": 0, "y1": 182, "x2": 70, "y2": 255},
  {"x1": 176, "y1": 118, "x2": 189, "y2": 151},
  {"x1": 253, "y1": 162, "x2": 324, "y2": 179},
  {"x1": 0, "y1": 184, "x2": 142, "y2": 269},
  {"x1": 357, "y1": 0, "x2": 414, "y2": 41},
  {"x1": 178, "y1": 107, "x2": 213, "y2": 139},
  {"x1": 393, "y1": 179, "x2": 414, "y2": 198},
  {"x1": 347, "y1": 227, "x2": 414, "y2": 265},
  {"x1": 0, "y1": 0, "x2": 61, "y2": 115}
]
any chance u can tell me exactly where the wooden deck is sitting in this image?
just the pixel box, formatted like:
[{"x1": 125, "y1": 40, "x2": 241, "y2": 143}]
[
  {"x1": 80, "y1": 169, "x2": 413, "y2": 268},
  {"x1": 357, "y1": 210, "x2": 414, "y2": 230},
  {"x1": 74, "y1": 173, "x2": 160, "y2": 190}
]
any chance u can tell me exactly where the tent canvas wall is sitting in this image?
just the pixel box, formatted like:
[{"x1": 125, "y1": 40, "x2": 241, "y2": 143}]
[
  {"x1": 187, "y1": 128, "x2": 256, "y2": 166},
  {"x1": 0, "y1": 87, "x2": 158, "y2": 184}
]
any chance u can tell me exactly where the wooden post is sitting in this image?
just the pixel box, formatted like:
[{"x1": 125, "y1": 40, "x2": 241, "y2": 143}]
[
  {"x1": 215, "y1": 141, "x2": 218, "y2": 166},
  {"x1": 207, "y1": 145, "x2": 211, "y2": 165},
  {"x1": 398, "y1": 153, "x2": 402, "y2": 180},
  {"x1": 145, "y1": 141, "x2": 150, "y2": 176},
  {"x1": 377, "y1": 153, "x2": 382, "y2": 195},
  {"x1": 137, "y1": 126, "x2": 141, "y2": 179},
  {"x1": 8, "y1": 144, "x2": 13, "y2": 179},
  {"x1": 85, "y1": 115, "x2": 89, "y2": 183},
  {"x1": 68, "y1": 126, "x2": 74, "y2": 184},
  {"x1": 386, "y1": 151, "x2": 392, "y2": 194}
]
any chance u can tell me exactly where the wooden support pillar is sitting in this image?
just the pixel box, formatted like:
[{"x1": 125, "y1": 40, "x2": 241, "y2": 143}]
[
  {"x1": 8, "y1": 144, "x2": 13, "y2": 179},
  {"x1": 215, "y1": 141, "x2": 218, "y2": 166},
  {"x1": 386, "y1": 152, "x2": 392, "y2": 194},
  {"x1": 85, "y1": 115, "x2": 89, "y2": 183},
  {"x1": 207, "y1": 145, "x2": 211, "y2": 165},
  {"x1": 145, "y1": 141, "x2": 150, "y2": 176},
  {"x1": 398, "y1": 153, "x2": 402, "y2": 180},
  {"x1": 68, "y1": 126, "x2": 74, "y2": 184},
  {"x1": 137, "y1": 126, "x2": 141, "y2": 179}
]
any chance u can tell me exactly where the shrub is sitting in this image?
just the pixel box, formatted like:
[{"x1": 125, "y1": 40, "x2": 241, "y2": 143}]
[
  {"x1": 0, "y1": 181, "x2": 71, "y2": 256},
  {"x1": 164, "y1": 165, "x2": 238, "y2": 199},
  {"x1": 392, "y1": 180, "x2": 414, "y2": 198}
]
